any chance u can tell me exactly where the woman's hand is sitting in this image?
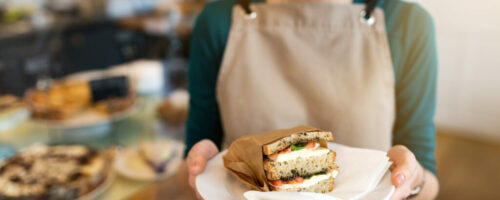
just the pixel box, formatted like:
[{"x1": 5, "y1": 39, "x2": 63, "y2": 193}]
[
  {"x1": 388, "y1": 145, "x2": 425, "y2": 200},
  {"x1": 186, "y1": 139, "x2": 219, "y2": 200}
]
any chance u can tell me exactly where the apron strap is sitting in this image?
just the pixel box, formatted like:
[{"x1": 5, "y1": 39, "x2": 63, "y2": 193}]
[
  {"x1": 238, "y1": 0, "x2": 253, "y2": 15},
  {"x1": 236, "y1": 0, "x2": 380, "y2": 17},
  {"x1": 364, "y1": 0, "x2": 379, "y2": 19}
]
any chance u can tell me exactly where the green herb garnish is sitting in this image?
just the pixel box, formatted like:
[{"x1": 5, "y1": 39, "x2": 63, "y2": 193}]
[{"x1": 291, "y1": 142, "x2": 307, "y2": 151}]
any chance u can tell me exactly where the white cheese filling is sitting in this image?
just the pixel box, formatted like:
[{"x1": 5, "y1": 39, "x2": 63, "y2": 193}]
[
  {"x1": 275, "y1": 170, "x2": 339, "y2": 190},
  {"x1": 275, "y1": 143, "x2": 329, "y2": 162}
]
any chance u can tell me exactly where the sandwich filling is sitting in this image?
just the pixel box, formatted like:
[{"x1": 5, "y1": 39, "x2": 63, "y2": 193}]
[
  {"x1": 270, "y1": 169, "x2": 339, "y2": 189},
  {"x1": 268, "y1": 141, "x2": 329, "y2": 162}
]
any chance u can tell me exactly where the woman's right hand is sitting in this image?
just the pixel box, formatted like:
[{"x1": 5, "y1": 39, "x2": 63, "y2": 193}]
[{"x1": 186, "y1": 139, "x2": 219, "y2": 200}]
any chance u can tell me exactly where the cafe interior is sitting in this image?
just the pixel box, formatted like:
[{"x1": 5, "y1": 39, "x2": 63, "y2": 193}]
[{"x1": 0, "y1": 0, "x2": 499, "y2": 199}]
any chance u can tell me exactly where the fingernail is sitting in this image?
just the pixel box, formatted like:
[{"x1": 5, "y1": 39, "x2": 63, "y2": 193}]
[{"x1": 396, "y1": 173, "x2": 405, "y2": 185}]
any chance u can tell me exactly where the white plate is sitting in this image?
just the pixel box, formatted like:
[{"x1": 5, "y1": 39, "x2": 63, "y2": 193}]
[
  {"x1": 197, "y1": 143, "x2": 395, "y2": 200},
  {"x1": 32, "y1": 100, "x2": 138, "y2": 129},
  {"x1": 79, "y1": 170, "x2": 115, "y2": 200},
  {"x1": 0, "y1": 107, "x2": 29, "y2": 134},
  {"x1": 114, "y1": 140, "x2": 184, "y2": 181}
]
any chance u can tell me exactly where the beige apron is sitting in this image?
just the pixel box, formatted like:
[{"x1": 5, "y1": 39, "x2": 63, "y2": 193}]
[{"x1": 216, "y1": 3, "x2": 395, "y2": 151}]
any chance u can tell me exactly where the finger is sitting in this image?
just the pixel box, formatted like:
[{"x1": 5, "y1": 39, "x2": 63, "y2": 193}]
[
  {"x1": 389, "y1": 186, "x2": 411, "y2": 200},
  {"x1": 189, "y1": 174, "x2": 196, "y2": 188},
  {"x1": 389, "y1": 186, "x2": 404, "y2": 200},
  {"x1": 389, "y1": 178, "x2": 413, "y2": 200},
  {"x1": 391, "y1": 163, "x2": 411, "y2": 187},
  {"x1": 388, "y1": 145, "x2": 416, "y2": 187},
  {"x1": 389, "y1": 163, "x2": 396, "y2": 171},
  {"x1": 188, "y1": 155, "x2": 208, "y2": 175},
  {"x1": 187, "y1": 140, "x2": 219, "y2": 175},
  {"x1": 187, "y1": 139, "x2": 219, "y2": 165},
  {"x1": 388, "y1": 145, "x2": 413, "y2": 164},
  {"x1": 188, "y1": 174, "x2": 204, "y2": 200}
]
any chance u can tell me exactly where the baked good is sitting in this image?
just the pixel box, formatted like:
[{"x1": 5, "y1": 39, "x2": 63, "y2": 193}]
[
  {"x1": 263, "y1": 131, "x2": 338, "y2": 193},
  {"x1": 93, "y1": 97, "x2": 135, "y2": 115},
  {"x1": 0, "y1": 95, "x2": 24, "y2": 112},
  {"x1": 25, "y1": 77, "x2": 134, "y2": 120},
  {"x1": 137, "y1": 140, "x2": 174, "y2": 174},
  {"x1": 157, "y1": 89, "x2": 189, "y2": 125},
  {"x1": 25, "y1": 81, "x2": 92, "y2": 120},
  {"x1": 0, "y1": 144, "x2": 114, "y2": 199}
]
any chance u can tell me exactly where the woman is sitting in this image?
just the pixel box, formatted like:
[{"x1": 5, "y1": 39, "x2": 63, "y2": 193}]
[{"x1": 184, "y1": 0, "x2": 439, "y2": 199}]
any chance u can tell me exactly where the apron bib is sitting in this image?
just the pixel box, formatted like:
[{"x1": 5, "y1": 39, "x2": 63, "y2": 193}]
[{"x1": 216, "y1": 2, "x2": 395, "y2": 151}]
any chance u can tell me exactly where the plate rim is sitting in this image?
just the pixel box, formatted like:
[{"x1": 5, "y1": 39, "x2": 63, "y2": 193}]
[{"x1": 196, "y1": 143, "x2": 395, "y2": 200}]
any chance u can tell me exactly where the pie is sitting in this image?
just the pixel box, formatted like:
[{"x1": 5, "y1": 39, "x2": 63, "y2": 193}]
[{"x1": 0, "y1": 144, "x2": 114, "y2": 199}]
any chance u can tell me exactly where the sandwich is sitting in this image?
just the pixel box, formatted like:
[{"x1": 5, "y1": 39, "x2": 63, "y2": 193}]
[{"x1": 263, "y1": 131, "x2": 339, "y2": 193}]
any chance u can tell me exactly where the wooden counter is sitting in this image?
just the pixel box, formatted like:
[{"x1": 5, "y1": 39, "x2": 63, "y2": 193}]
[{"x1": 126, "y1": 162, "x2": 198, "y2": 200}]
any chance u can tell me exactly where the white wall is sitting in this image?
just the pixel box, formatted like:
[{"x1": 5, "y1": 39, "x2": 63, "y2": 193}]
[{"x1": 413, "y1": 0, "x2": 500, "y2": 141}]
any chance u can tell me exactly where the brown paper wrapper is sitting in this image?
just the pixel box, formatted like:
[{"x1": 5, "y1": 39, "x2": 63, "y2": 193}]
[{"x1": 222, "y1": 125, "x2": 326, "y2": 191}]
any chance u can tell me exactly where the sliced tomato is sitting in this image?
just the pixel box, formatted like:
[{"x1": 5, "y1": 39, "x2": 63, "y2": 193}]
[
  {"x1": 280, "y1": 147, "x2": 291, "y2": 154},
  {"x1": 305, "y1": 141, "x2": 316, "y2": 149},
  {"x1": 270, "y1": 180, "x2": 284, "y2": 186},
  {"x1": 294, "y1": 177, "x2": 304, "y2": 183},
  {"x1": 269, "y1": 153, "x2": 278, "y2": 160}
]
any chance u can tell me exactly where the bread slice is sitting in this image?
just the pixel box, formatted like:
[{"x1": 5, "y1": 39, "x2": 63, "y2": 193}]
[
  {"x1": 269, "y1": 176, "x2": 335, "y2": 193},
  {"x1": 263, "y1": 131, "x2": 333, "y2": 155},
  {"x1": 264, "y1": 148, "x2": 336, "y2": 180}
]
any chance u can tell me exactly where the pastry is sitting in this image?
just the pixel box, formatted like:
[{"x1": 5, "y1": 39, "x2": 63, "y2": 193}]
[
  {"x1": 157, "y1": 89, "x2": 189, "y2": 125},
  {"x1": 0, "y1": 144, "x2": 114, "y2": 199}
]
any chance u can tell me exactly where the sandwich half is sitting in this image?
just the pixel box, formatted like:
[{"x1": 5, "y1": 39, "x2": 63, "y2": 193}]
[{"x1": 263, "y1": 131, "x2": 339, "y2": 193}]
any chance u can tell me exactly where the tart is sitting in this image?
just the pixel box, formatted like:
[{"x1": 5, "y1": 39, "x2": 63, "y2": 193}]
[{"x1": 0, "y1": 144, "x2": 114, "y2": 200}]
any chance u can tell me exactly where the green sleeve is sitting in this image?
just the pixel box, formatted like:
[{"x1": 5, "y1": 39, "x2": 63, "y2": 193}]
[
  {"x1": 184, "y1": 2, "x2": 233, "y2": 157},
  {"x1": 390, "y1": 3, "x2": 438, "y2": 175}
]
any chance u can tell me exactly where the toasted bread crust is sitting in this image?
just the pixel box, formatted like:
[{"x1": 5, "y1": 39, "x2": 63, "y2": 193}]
[
  {"x1": 269, "y1": 177, "x2": 335, "y2": 193},
  {"x1": 263, "y1": 131, "x2": 333, "y2": 155}
]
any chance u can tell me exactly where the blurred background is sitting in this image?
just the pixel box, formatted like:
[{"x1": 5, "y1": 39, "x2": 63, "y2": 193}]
[
  {"x1": 0, "y1": 0, "x2": 201, "y2": 199},
  {"x1": 0, "y1": 0, "x2": 499, "y2": 199},
  {"x1": 414, "y1": 0, "x2": 500, "y2": 199}
]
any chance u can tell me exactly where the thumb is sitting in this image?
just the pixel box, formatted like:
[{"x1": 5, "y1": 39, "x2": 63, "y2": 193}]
[
  {"x1": 187, "y1": 139, "x2": 219, "y2": 175},
  {"x1": 388, "y1": 145, "x2": 415, "y2": 187},
  {"x1": 391, "y1": 163, "x2": 410, "y2": 187},
  {"x1": 189, "y1": 155, "x2": 208, "y2": 175}
]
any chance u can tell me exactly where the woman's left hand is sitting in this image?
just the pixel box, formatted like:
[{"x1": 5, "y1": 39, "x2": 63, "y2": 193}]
[{"x1": 387, "y1": 145, "x2": 425, "y2": 200}]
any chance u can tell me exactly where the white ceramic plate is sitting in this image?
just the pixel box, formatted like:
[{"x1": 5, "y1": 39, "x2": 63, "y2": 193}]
[
  {"x1": 197, "y1": 143, "x2": 395, "y2": 200},
  {"x1": 31, "y1": 100, "x2": 138, "y2": 129},
  {"x1": 114, "y1": 140, "x2": 184, "y2": 181},
  {"x1": 0, "y1": 107, "x2": 29, "y2": 134}
]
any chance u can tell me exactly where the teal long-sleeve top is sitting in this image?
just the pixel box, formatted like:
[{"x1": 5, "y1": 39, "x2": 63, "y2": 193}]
[{"x1": 185, "y1": 0, "x2": 438, "y2": 175}]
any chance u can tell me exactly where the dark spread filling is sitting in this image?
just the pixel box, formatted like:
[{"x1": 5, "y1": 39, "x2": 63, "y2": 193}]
[{"x1": 281, "y1": 169, "x2": 328, "y2": 181}]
